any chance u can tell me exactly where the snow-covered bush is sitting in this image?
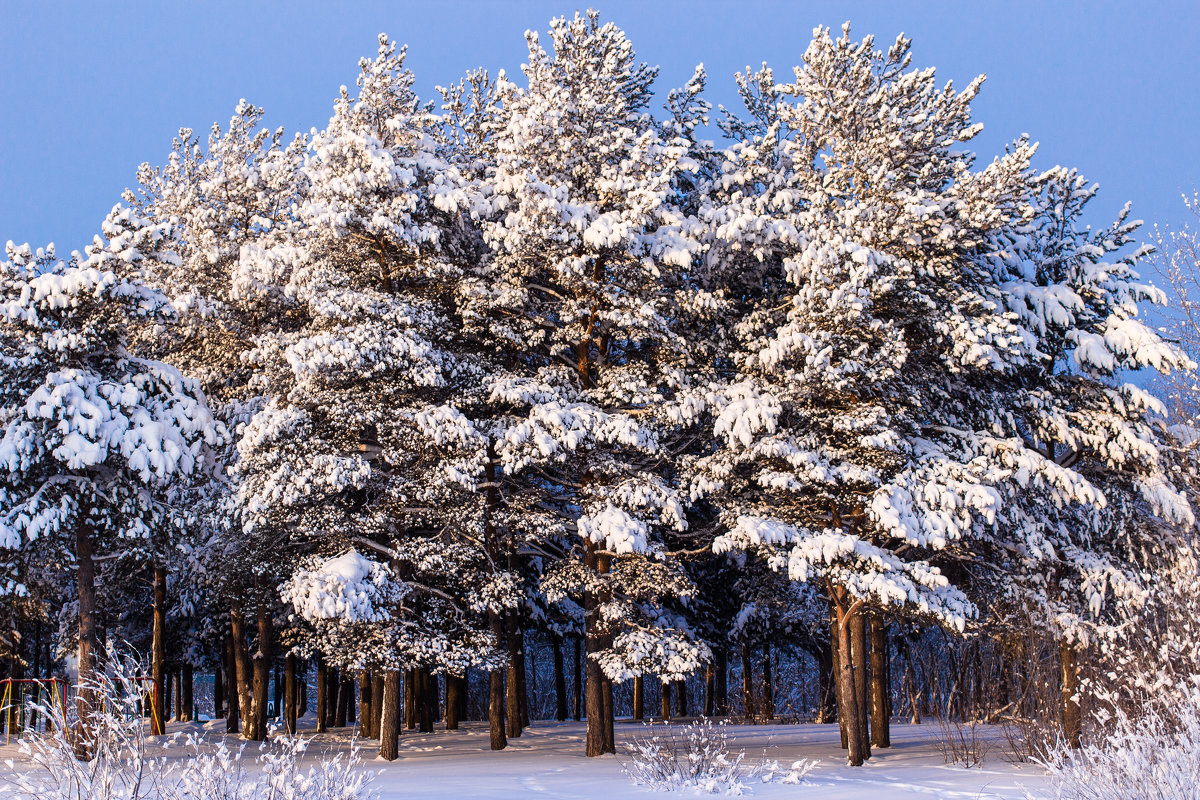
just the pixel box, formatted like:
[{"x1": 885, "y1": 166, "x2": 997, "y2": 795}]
[
  {"x1": 620, "y1": 718, "x2": 816, "y2": 795},
  {"x1": 1031, "y1": 692, "x2": 1200, "y2": 800},
  {"x1": 2, "y1": 647, "x2": 377, "y2": 800}
]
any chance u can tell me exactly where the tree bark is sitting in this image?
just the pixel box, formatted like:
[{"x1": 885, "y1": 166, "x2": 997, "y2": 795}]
[
  {"x1": 869, "y1": 615, "x2": 890, "y2": 748},
  {"x1": 584, "y1": 546, "x2": 615, "y2": 755},
  {"x1": 214, "y1": 655, "x2": 225, "y2": 719},
  {"x1": 445, "y1": 674, "x2": 462, "y2": 730},
  {"x1": 715, "y1": 648, "x2": 728, "y2": 716},
  {"x1": 316, "y1": 658, "x2": 328, "y2": 733},
  {"x1": 225, "y1": 634, "x2": 241, "y2": 734},
  {"x1": 405, "y1": 668, "x2": 416, "y2": 730},
  {"x1": 762, "y1": 643, "x2": 773, "y2": 720},
  {"x1": 633, "y1": 675, "x2": 644, "y2": 720},
  {"x1": 833, "y1": 595, "x2": 865, "y2": 766},
  {"x1": 660, "y1": 677, "x2": 672, "y2": 720},
  {"x1": 704, "y1": 666, "x2": 715, "y2": 717},
  {"x1": 336, "y1": 675, "x2": 351, "y2": 727},
  {"x1": 505, "y1": 614, "x2": 523, "y2": 737},
  {"x1": 554, "y1": 638, "x2": 568, "y2": 721},
  {"x1": 850, "y1": 609, "x2": 871, "y2": 760},
  {"x1": 1060, "y1": 642, "x2": 1082, "y2": 749},
  {"x1": 181, "y1": 663, "x2": 194, "y2": 722},
  {"x1": 359, "y1": 670, "x2": 372, "y2": 737},
  {"x1": 817, "y1": 638, "x2": 836, "y2": 724},
  {"x1": 372, "y1": 672, "x2": 384, "y2": 739},
  {"x1": 740, "y1": 643, "x2": 755, "y2": 722},
  {"x1": 675, "y1": 679, "x2": 687, "y2": 718},
  {"x1": 379, "y1": 670, "x2": 401, "y2": 761},
  {"x1": 284, "y1": 653, "x2": 297, "y2": 734},
  {"x1": 572, "y1": 637, "x2": 582, "y2": 721},
  {"x1": 247, "y1": 597, "x2": 271, "y2": 741},
  {"x1": 151, "y1": 565, "x2": 167, "y2": 735},
  {"x1": 419, "y1": 669, "x2": 435, "y2": 733},
  {"x1": 173, "y1": 668, "x2": 182, "y2": 721}
]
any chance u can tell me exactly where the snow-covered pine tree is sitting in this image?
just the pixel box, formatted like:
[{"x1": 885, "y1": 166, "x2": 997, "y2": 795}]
[
  {"x1": 688, "y1": 24, "x2": 1055, "y2": 765},
  {"x1": 0, "y1": 217, "x2": 222, "y2": 755},
  {"x1": 430, "y1": 11, "x2": 714, "y2": 756},
  {"x1": 234, "y1": 35, "x2": 497, "y2": 758},
  {"x1": 125, "y1": 100, "x2": 306, "y2": 739}
]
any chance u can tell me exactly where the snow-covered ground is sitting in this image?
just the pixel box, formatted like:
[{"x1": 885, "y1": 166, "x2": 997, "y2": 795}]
[{"x1": 0, "y1": 717, "x2": 1051, "y2": 798}]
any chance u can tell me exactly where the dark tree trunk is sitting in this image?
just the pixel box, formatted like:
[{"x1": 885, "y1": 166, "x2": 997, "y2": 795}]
[
  {"x1": 248, "y1": 598, "x2": 271, "y2": 741},
  {"x1": 715, "y1": 648, "x2": 728, "y2": 716},
  {"x1": 214, "y1": 655, "x2": 225, "y2": 719},
  {"x1": 372, "y1": 672, "x2": 384, "y2": 739},
  {"x1": 572, "y1": 637, "x2": 582, "y2": 721},
  {"x1": 284, "y1": 654, "x2": 297, "y2": 734},
  {"x1": 273, "y1": 666, "x2": 283, "y2": 720},
  {"x1": 151, "y1": 565, "x2": 167, "y2": 735},
  {"x1": 316, "y1": 658, "x2": 328, "y2": 733},
  {"x1": 633, "y1": 675, "x2": 644, "y2": 720},
  {"x1": 762, "y1": 643, "x2": 774, "y2": 720},
  {"x1": 850, "y1": 610, "x2": 871, "y2": 760},
  {"x1": 704, "y1": 666, "x2": 715, "y2": 717},
  {"x1": 173, "y1": 668, "x2": 182, "y2": 721},
  {"x1": 225, "y1": 634, "x2": 240, "y2": 734},
  {"x1": 584, "y1": 547, "x2": 615, "y2": 755},
  {"x1": 359, "y1": 670, "x2": 372, "y2": 738},
  {"x1": 675, "y1": 679, "x2": 687, "y2": 718},
  {"x1": 505, "y1": 614, "x2": 523, "y2": 738},
  {"x1": 660, "y1": 677, "x2": 671, "y2": 719},
  {"x1": 869, "y1": 615, "x2": 890, "y2": 748},
  {"x1": 817, "y1": 638, "x2": 836, "y2": 724},
  {"x1": 740, "y1": 643, "x2": 755, "y2": 722},
  {"x1": 419, "y1": 669, "x2": 435, "y2": 733},
  {"x1": 181, "y1": 663, "x2": 194, "y2": 722},
  {"x1": 379, "y1": 670, "x2": 401, "y2": 761},
  {"x1": 1060, "y1": 642, "x2": 1082, "y2": 749},
  {"x1": 445, "y1": 674, "x2": 463, "y2": 730},
  {"x1": 489, "y1": 613, "x2": 508, "y2": 750},
  {"x1": 553, "y1": 638, "x2": 568, "y2": 721},
  {"x1": 405, "y1": 668, "x2": 417, "y2": 730},
  {"x1": 299, "y1": 667, "x2": 308, "y2": 717},
  {"x1": 73, "y1": 513, "x2": 98, "y2": 759},
  {"x1": 336, "y1": 675, "x2": 351, "y2": 727}
]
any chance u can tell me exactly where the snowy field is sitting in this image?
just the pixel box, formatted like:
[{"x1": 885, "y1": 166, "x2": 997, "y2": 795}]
[{"x1": 0, "y1": 718, "x2": 1050, "y2": 799}]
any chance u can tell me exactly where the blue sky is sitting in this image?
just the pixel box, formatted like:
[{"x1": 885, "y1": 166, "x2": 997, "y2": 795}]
[{"x1": 2, "y1": 0, "x2": 1198, "y2": 261}]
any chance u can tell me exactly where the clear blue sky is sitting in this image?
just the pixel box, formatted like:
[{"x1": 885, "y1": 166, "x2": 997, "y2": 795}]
[{"x1": 3, "y1": 0, "x2": 1198, "y2": 259}]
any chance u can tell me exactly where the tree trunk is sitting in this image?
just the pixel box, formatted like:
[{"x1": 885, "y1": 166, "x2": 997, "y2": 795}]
[
  {"x1": 336, "y1": 675, "x2": 351, "y2": 727},
  {"x1": 405, "y1": 668, "x2": 417, "y2": 730},
  {"x1": 1060, "y1": 642, "x2": 1082, "y2": 749},
  {"x1": 584, "y1": 545, "x2": 615, "y2": 755},
  {"x1": 225, "y1": 634, "x2": 240, "y2": 734},
  {"x1": 419, "y1": 669, "x2": 435, "y2": 733},
  {"x1": 489, "y1": 611, "x2": 507, "y2": 750},
  {"x1": 832, "y1": 589, "x2": 866, "y2": 766},
  {"x1": 817, "y1": 639, "x2": 836, "y2": 724},
  {"x1": 359, "y1": 670, "x2": 372, "y2": 737},
  {"x1": 446, "y1": 674, "x2": 462, "y2": 730},
  {"x1": 675, "y1": 679, "x2": 687, "y2": 718},
  {"x1": 151, "y1": 565, "x2": 167, "y2": 736},
  {"x1": 869, "y1": 615, "x2": 890, "y2": 748},
  {"x1": 740, "y1": 643, "x2": 755, "y2": 722},
  {"x1": 284, "y1": 653, "x2": 297, "y2": 734},
  {"x1": 316, "y1": 658, "x2": 328, "y2": 733},
  {"x1": 248, "y1": 597, "x2": 271, "y2": 741},
  {"x1": 850, "y1": 609, "x2": 871, "y2": 760},
  {"x1": 572, "y1": 637, "x2": 582, "y2": 721},
  {"x1": 832, "y1": 611, "x2": 848, "y2": 748},
  {"x1": 762, "y1": 643, "x2": 774, "y2": 720},
  {"x1": 214, "y1": 656, "x2": 225, "y2": 720},
  {"x1": 704, "y1": 666, "x2": 715, "y2": 717},
  {"x1": 715, "y1": 648, "x2": 728, "y2": 716},
  {"x1": 379, "y1": 670, "x2": 401, "y2": 761},
  {"x1": 372, "y1": 672, "x2": 384, "y2": 739},
  {"x1": 553, "y1": 638, "x2": 568, "y2": 721},
  {"x1": 633, "y1": 675, "x2": 644, "y2": 720},
  {"x1": 273, "y1": 666, "x2": 283, "y2": 720},
  {"x1": 660, "y1": 677, "x2": 672, "y2": 720},
  {"x1": 173, "y1": 668, "x2": 182, "y2": 721},
  {"x1": 505, "y1": 614, "x2": 523, "y2": 737},
  {"x1": 181, "y1": 663, "x2": 194, "y2": 722}
]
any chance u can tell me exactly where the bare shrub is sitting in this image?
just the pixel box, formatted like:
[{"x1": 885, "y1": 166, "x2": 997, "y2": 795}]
[{"x1": 933, "y1": 715, "x2": 991, "y2": 768}]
